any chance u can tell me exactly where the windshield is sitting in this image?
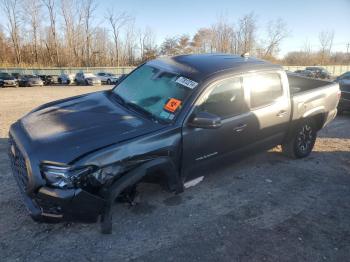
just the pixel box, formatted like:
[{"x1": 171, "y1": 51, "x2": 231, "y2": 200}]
[{"x1": 112, "y1": 64, "x2": 196, "y2": 122}]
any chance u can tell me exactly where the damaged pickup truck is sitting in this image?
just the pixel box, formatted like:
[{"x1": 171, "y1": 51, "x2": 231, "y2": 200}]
[{"x1": 8, "y1": 54, "x2": 340, "y2": 233}]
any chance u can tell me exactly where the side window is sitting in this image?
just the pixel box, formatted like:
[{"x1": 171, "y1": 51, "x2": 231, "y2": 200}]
[
  {"x1": 197, "y1": 77, "x2": 245, "y2": 118},
  {"x1": 244, "y1": 73, "x2": 283, "y2": 108}
]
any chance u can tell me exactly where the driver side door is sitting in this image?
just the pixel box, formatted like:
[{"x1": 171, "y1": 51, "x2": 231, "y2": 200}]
[{"x1": 181, "y1": 76, "x2": 258, "y2": 181}]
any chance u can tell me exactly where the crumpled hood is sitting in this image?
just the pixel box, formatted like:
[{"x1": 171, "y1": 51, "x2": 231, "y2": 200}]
[{"x1": 18, "y1": 91, "x2": 163, "y2": 164}]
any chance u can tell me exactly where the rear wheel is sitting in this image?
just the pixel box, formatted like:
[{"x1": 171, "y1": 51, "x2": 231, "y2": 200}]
[{"x1": 282, "y1": 120, "x2": 317, "y2": 159}]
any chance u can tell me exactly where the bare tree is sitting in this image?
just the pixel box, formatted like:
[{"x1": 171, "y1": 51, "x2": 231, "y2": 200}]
[
  {"x1": 160, "y1": 36, "x2": 179, "y2": 56},
  {"x1": 42, "y1": 0, "x2": 60, "y2": 65},
  {"x1": 237, "y1": 13, "x2": 257, "y2": 54},
  {"x1": 263, "y1": 18, "x2": 288, "y2": 58},
  {"x1": 0, "y1": 25, "x2": 11, "y2": 64},
  {"x1": 81, "y1": 0, "x2": 97, "y2": 66},
  {"x1": 61, "y1": 0, "x2": 80, "y2": 65},
  {"x1": 211, "y1": 15, "x2": 235, "y2": 53},
  {"x1": 106, "y1": 10, "x2": 132, "y2": 67},
  {"x1": 319, "y1": 30, "x2": 334, "y2": 64},
  {"x1": 192, "y1": 28, "x2": 214, "y2": 53},
  {"x1": 177, "y1": 34, "x2": 193, "y2": 54},
  {"x1": 124, "y1": 21, "x2": 137, "y2": 65},
  {"x1": 138, "y1": 27, "x2": 156, "y2": 62},
  {"x1": 1, "y1": 0, "x2": 22, "y2": 64},
  {"x1": 23, "y1": 0, "x2": 41, "y2": 64}
]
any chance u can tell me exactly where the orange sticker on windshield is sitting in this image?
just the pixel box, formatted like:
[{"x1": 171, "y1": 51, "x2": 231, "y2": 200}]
[{"x1": 164, "y1": 98, "x2": 182, "y2": 112}]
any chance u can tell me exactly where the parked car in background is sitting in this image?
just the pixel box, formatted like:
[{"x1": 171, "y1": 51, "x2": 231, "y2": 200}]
[
  {"x1": 305, "y1": 67, "x2": 331, "y2": 79},
  {"x1": 96, "y1": 72, "x2": 119, "y2": 85},
  {"x1": 39, "y1": 75, "x2": 59, "y2": 86},
  {"x1": 294, "y1": 70, "x2": 315, "y2": 78},
  {"x1": 0, "y1": 72, "x2": 11, "y2": 78},
  {"x1": 11, "y1": 72, "x2": 21, "y2": 79},
  {"x1": 58, "y1": 73, "x2": 75, "y2": 85},
  {"x1": 335, "y1": 71, "x2": 350, "y2": 113},
  {"x1": 8, "y1": 54, "x2": 340, "y2": 233},
  {"x1": 75, "y1": 72, "x2": 101, "y2": 86},
  {"x1": 0, "y1": 73, "x2": 18, "y2": 87},
  {"x1": 114, "y1": 74, "x2": 128, "y2": 85},
  {"x1": 18, "y1": 75, "x2": 44, "y2": 87}
]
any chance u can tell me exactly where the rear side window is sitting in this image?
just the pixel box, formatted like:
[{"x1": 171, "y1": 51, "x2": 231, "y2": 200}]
[
  {"x1": 244, "y1": 73, "x2": 283, "y2": 108},
  {"x1": 197, "y1": 77, "x2": 245, "y2": 118}
]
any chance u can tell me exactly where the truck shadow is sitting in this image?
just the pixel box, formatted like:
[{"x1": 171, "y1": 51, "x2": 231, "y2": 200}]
[{"x1": 317, "y1": 114, "x2": 350, "y2": 139}]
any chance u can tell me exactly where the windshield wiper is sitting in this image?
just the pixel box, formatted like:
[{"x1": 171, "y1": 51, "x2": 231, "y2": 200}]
[
  {"x1": 111, "y1": 92, "x2": 167, "y2": 124},
  {"x1": 124, "y1": 101, "x2": 159, "y2": 123},
  {"x1": 111, "y1": 92, "x2": 126, "y2": 106}
]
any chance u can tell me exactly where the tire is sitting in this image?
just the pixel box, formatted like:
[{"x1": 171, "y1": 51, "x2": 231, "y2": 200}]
[
  {"x1": 282, "y1": 120, "x2": 317, "y2": 159},
  {"x1": 107, "y1": 79, "x2": 111, "y2": 85}
]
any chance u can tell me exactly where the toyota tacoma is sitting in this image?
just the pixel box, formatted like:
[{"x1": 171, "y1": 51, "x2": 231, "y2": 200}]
[{"x1": 8, "y1": 54, "x2": 340, "y2": 233}]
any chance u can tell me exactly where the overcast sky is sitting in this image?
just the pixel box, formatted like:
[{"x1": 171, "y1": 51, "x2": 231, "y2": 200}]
[{"x1": 100, "y1": 0, "x2": 350, "y2": 57}]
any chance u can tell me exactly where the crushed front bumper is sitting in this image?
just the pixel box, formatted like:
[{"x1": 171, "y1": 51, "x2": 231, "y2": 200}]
[
  {"x1": 8, "y1": 135, "x2": 106, "y2": 223},
  {"x1": 28, "y1": 187, "x2": 106, "y2": 222},
  {"x1": 12, "y1": 178, "x2": 106, "y2": 223}
]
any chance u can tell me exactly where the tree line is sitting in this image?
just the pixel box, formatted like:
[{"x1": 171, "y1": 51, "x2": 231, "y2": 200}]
[{"x1": 0, "y1": 0, "x2": 348, "y2": 67}]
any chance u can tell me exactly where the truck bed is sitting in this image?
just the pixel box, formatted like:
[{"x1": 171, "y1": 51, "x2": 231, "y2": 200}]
[
  {"x1": 287, "y1": 73, "x2": 333, "y2": 95},
  {"x1": 287, "y1": 73, "x2": 340, "y2": 128}
]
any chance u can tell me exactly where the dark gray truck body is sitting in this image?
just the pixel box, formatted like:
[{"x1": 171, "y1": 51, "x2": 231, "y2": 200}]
[{"x1": 8, "y1": 54, "x2": 340, "y2": 233}]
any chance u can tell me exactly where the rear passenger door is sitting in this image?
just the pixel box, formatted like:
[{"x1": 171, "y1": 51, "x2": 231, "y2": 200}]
[{"x1": 243, "y1": 71, "x2": 290, "y2": 146}]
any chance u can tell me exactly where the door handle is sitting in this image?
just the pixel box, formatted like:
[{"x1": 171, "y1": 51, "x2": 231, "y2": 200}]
[
  {"x1": 276, "y1": 110, "x2": 287, "y2": 117},
  {"x1": 233, "y1": 123, "x2": 247, "y2": 132}
]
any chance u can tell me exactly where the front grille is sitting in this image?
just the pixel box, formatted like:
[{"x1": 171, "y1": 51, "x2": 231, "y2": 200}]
[{"x1": 8, "y1": 136, "x2": 29, "y2": 193}]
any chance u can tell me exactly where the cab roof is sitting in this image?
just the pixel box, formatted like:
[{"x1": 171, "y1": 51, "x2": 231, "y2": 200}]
[{"x1": 148, "y1": 53, "x2": 282, "y2": 82}]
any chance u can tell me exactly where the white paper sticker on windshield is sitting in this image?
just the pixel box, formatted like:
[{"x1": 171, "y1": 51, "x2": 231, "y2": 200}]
[{"x1": 175, "y1": 76, "x2": 198, "y2": 89}]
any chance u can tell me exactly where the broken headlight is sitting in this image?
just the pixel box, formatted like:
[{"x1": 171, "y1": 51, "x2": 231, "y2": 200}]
[{"x1": 41, "y1": 163, "x2": 97, "y2": 189}]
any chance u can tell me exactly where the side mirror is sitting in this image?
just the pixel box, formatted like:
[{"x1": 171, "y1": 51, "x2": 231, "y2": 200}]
[{"x1": 188, "y1": 111, "x2": 222, "y2": 129}]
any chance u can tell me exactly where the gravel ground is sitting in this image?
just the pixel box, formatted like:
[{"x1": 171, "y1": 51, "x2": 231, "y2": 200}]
[{"x1": 0, "y1": 86, "x2": 350, "y2": 262}]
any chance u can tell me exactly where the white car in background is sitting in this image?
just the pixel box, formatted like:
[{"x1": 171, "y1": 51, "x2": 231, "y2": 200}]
[
  {"x1": 58, "y1": 73, "x2": 76, "y2": 85},
  {"x1": 75, "y1": 72, "x2": 101, "y2": 86},
  {"x1": 96, "y1": 72, "x2": 119, "y2": 85}
]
